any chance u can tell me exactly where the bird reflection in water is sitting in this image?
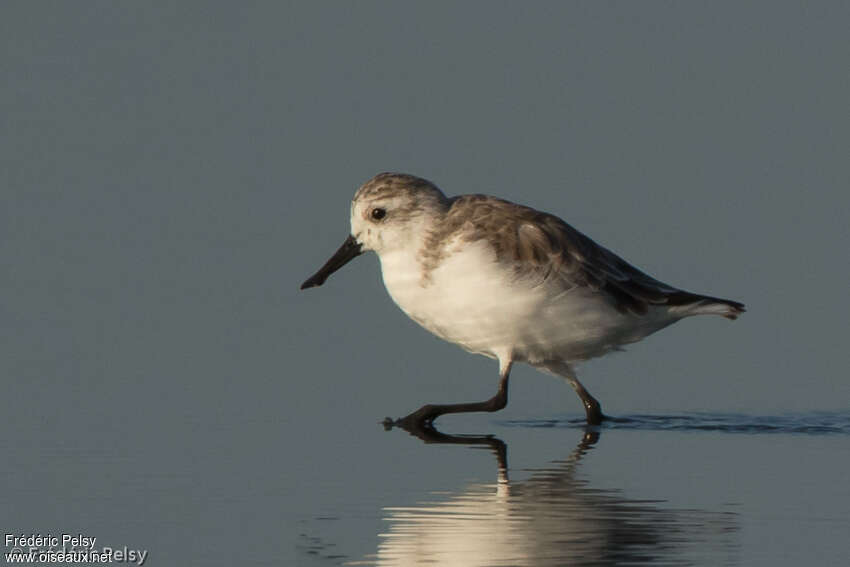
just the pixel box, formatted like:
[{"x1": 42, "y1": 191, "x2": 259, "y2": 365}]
[{"x1": 358, "y1": 420, "x2": 739, "y2": 567}]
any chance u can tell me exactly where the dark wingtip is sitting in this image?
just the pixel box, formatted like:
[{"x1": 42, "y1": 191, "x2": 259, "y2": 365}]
[{"x1": 723, "y1": 301, "x2": 746, "y2": 320}]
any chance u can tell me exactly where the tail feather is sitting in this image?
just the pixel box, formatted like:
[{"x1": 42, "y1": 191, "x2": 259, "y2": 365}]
[{"x1": 668, "y1": 292, "x2": 746, "y2": 320}]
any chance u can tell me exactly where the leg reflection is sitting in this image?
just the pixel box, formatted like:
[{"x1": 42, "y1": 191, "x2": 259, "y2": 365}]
[
  {"x1": 384, "y1": 414, "x2": 510, "y2": 479},
  {"x1": 374, "y1": 422, "x2": 737, "y2": 566}
]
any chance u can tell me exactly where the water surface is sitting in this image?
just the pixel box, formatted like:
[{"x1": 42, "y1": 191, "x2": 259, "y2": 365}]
[{"x1": 294, "y1": 412, "x2": 850, "y2": 566}]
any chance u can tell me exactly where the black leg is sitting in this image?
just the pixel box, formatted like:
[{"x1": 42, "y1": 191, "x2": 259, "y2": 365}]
[
  {"x1": 537, "y1": 361, "x2": 607, "y2": 425},
  {"x1": 386, "y1": 362, "x2": 512, "y2": 429},
  {"x1": 572, "y1": 381, "x2": 605, "y2": 425}
]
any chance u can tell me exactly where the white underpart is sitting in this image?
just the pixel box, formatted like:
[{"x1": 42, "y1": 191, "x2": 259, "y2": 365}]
[{"x1": 378, "y1": 236, "x2": 681, "y2": 368}]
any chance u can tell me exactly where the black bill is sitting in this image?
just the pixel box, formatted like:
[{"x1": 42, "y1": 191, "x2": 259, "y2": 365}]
[{"x1": 300, "y1": 235, "x2": 363, "y2": 289}]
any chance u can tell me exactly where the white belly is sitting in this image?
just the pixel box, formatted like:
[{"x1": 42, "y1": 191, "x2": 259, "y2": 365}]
[{"x1": 378, "y1": 241, "x2": 677, "y2": 364}]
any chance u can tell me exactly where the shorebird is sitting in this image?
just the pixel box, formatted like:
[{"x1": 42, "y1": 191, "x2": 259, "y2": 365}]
[{"x1": 301, "y1": 173, "x2": 744, "y2": 425}]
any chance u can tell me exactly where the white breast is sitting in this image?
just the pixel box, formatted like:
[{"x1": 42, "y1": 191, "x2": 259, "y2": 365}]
[
  {"x1": 378, "y1": 239, "x2": 563, "y2": 362},
  {"x1": 377, "y1": 239, "x2": 678, "y2": 365}
]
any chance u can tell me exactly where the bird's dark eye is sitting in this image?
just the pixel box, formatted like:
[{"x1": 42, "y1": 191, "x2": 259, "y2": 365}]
[{"x1": 371, "y1": 207, "x2": 387, "y2": 220}]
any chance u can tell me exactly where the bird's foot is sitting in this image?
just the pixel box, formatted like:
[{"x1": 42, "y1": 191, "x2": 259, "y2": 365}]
[
  {"x1": 584, "y1": 400, "x2": 606, "y2": 426},
  {"x1": 382, "y1": 404, "x2": 443, "y2": 432}
]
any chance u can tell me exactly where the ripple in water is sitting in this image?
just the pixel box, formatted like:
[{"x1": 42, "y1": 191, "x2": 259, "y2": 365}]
[{"x1": 502, "y1": 411, "x2": 850, "y2": 434}]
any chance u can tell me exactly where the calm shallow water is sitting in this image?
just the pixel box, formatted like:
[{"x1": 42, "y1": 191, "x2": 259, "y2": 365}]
[
  {"x1": 3, "y1": 388, "x2": 848, "y2": 566},
  {"x1": 295, "y1": 412, "x2": 850, "y2": 567}
]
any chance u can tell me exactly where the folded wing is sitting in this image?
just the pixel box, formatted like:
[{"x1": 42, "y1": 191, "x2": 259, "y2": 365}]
[{"x1": 446, "y1": 195, "x2": 744, "y2": 318}]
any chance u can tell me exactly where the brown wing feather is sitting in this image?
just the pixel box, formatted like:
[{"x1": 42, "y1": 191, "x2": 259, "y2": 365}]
[
  {"x1": 514, "y1": 211, "x2": 678, "y2": 314},
  {"x1": 441, "y1": 195, "x2": 742, "y2": 317}
]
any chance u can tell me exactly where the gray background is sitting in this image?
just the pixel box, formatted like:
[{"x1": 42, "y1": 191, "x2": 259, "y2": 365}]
[{"x1": 2, "y1": 2, "x2": 848, "y2": 565}]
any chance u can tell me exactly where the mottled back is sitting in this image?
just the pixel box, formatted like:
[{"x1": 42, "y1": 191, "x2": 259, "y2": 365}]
[{"x1": 422, "y1": 194, "x2": 742, "y2": 317}]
